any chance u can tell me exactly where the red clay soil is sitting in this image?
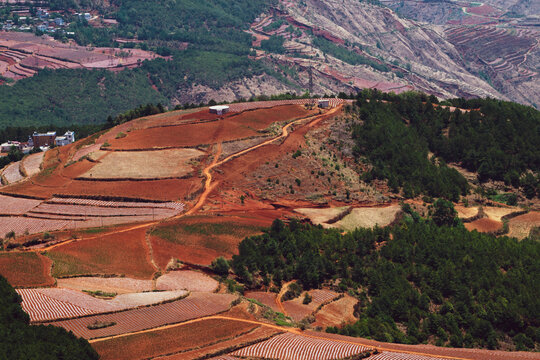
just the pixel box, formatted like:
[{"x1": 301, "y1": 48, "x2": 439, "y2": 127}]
[
  {"x1": 211, "y1": 108, "x2": 341, "y2": 201},
  {"x1": 108, "y1": 105, "x2": 310, "y2": 150},
  {"x1": 150, "y1": 214, "x2": 269, "y2": 267},
  {"x1": 5, "y1": 177, "x2": 201, "y2": 202},
  {"x1": 465, "y1": 218, "x2": 502, "y2": 233},
  {"x1": 92, "y1": 318, "x2": 257, "y2": 360},
  {"x1": 312, "y1": 295, "x2": 358, "y2": 328},
  {"x1": 305, "y1": 331, "x2": 539, "y2": 360},
  {"x1": 47, "y1": 227, "x2": 154, "y2": 279},
  {"x1": 0, "y1": 252, "x2": 55, "y2": 287},
  {"x1": 244, "y1": 291, "x2": 280, "y2": 312},
  {"x1": 282, "y1": 300, "x2": 312, "y2": 322}
]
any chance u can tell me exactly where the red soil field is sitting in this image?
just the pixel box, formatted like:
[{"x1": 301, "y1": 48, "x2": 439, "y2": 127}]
[
  {"x1": 108, "y1": 105, "x2": 309, "y2": 150},
  {"x1": 0, "y1": 252, "x2": 54, "y2": 287},
  {"x1": 464, "y1": 218, "x2": 502, "y2": 233},
  {"x1": 50, "y1": 292, "x2": 236, "y2": 339},
  {"x1": 313, "y1": 295, "x2": 358, "y2": 328},
  {"x1": 244, "y1": 291, "x2": 280, "y2": 312},
  {"x1": 5, "y1": 177, "x2": 201, "y2": 202},
  {"x1": 92, "y1": 318, "x2": 258, "y2": 360},
  {"x1": 150, "y1": 214, "x2": 269, "y2": 267},
  {"x1": 466, "y1": 5, "x2": 500, "y2": 17},
  {"x1": 368, "y1": 352, "x2": 451, "y2": 360},
  {"x1": 47, "y1": 227, "x2": 155, "y2": 279}
]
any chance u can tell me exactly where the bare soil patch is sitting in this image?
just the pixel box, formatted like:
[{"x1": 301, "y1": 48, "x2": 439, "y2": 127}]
[
  {"x1": 455, "y1": 205, "x2": 478, "y2": 219},
  {"x1": 156, "y1": 270, "x2": 218, "y2": 292},
  {"x1": 508, "y1": 211, "x2": 540, "y2": 239},
  {"x1": 21, "y1": 152, "x2": 45, "y2": 177},
  {"x1": 47, "y1": 227, "x2": 154, "y2": 279},
  {"x1": 0, "y1": 252, "x2": 54, "y2": 287},
  {"x1": 81, "y1": 148, "x2": 204, "y2": 179},
  {"x1": 295, "y1": 207, "x2": 350, "y2": 225},
  {"x1": 312, "y1": 294, "x2": 358, "y2": 328},
  {"x1": 482, "y1": 206, "x2": 518, "y2": 222},
  {"x1": 244, "y1": 291, "x2": 280, "y2": 312},
  {"x1": 92, "y1": 318, "x2": 258, "y2": 360},
  {"x1": 57, "y1": 276, "x2": 153, "y2": 294},
  {"x1": 330, "y1": 206, "x2": 401, "y2": 231},
  {"x1": 465, "y1": 218, "x2": 502, "y2": 233}
]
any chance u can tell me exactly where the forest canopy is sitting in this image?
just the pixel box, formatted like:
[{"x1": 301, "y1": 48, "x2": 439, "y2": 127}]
[
  {"x1": 230, "y1": 217, "x2": 540, "y2": 350},
  {"x1": 0, "y1": 275, "x2": 98, "y2": 359}
]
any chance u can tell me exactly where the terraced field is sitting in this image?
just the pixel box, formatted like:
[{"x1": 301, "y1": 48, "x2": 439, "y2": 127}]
[
  {"x1": 231, "y1": 332, "x2": 371, "y2": 359},
  {"x1": 50, "y1": 292, "x2": 236, "y2": 339}
]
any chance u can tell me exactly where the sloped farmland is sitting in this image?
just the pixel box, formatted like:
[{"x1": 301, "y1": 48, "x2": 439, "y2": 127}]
[
  {"x1": 231, "y1": 332, "x2": 371, "y2": 360},
  {"x1": 0, "y1": 252, "x2": 54, "y2": 287}
]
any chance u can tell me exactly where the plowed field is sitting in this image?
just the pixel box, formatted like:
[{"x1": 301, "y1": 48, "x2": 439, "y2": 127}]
[
  {"x1": 231, "y1": 332, "x2": 371, "y2": 360},
  {"x1": 92, "y1": 318, "x2": 258, "y2": 360},
  {"x1": 81, "y1": 148, "x2": 204, "y2": 179},
  {"x1": 313, "y1": 295, "x2": 358, "y2": 328},
  {"x1": 368, "y1": 352, "x2": 452, "y2": 360},
  {"x1": 57, "y1": 276, "x2": 153, "y2": 294},
  {"x1": 108, "y1": 105, "x2": 309, "y2": 150},
  {"x1": 508, "y1": 211, "x2": 540, "y2": 239},
  {"x1": 465, "y1": 218, "x2": 502, "y2": 233},
  {"x1": 0, "y1": 252, "x2": 54, "y2": 287},
  {"x1": 50, "y1": 292, "x2": 236, "y2": 339},
  {"x1": 0, "y1": 194, "x2": 41, "y2": 214},
  {"x1": 156, "y1": 270, "x2": 218, "y2": 292},
  {"x1": 47, "y1": 227, "x2": 154, "y2": 279}
]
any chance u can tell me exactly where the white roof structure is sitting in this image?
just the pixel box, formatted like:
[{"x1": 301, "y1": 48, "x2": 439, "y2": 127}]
[{"x1": 209, "y1": 105, "x2": 230, "y2": 111}]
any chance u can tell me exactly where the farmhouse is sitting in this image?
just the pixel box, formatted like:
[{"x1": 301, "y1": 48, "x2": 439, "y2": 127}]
[
  {"x1": 209, "y1": 105, "x2": 230, "y2": 115},
  {"x1": 318, "y1": 99, "x2": 329, "y2": 108},
  {"x1": 32, "y1": 131, "x2": 56, "y2": 147}
]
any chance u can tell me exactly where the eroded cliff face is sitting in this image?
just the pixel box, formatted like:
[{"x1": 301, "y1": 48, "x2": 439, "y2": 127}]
[{"x1": 173, "y1": 0, "x2": 538, "y2": 107}]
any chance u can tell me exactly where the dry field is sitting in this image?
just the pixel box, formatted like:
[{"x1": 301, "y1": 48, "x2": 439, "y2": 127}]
[
  {"x1": 508, "y1": 211, "x2": 540, "y2": 239},
  {"x1": 50, "y1": 292, "x2": 236, "y2": 339},
  {"x1": 329, "y1": 206, "x2": 401, "y2": 231},
  {"x1": 482, "y1": 206, "x2": 518, "y2": 222},
  {"x1": 465, "y1": 218, "x2": 502, "y2": 233},
  {"x1": 81, "y1": 148, "x2": 205, "y2": 180},
  {"x1": 47, "y1": 227, "x2": 155, "y2": 279},
  {"x1": 107, "y1": 105, "x2": 310, "y2": 150},
  {"x1": 56, "y1": 276, "x2": 153, "y2": 294},
  {"x1": 368, "y1": 352, "x2": 453, "y2": 360},
  {"x1": 295, "y1": 207, "x2": 350, "y2": 225},
  {"x1": 312, "y1": 294, "x2": 358, "y2": 328},
  {"x1": 0, "y1": 252, "x2": 54, "y2": 287},
  {"x1": 0, "y1": 194, "x2": 41, "y2": 215},
  {"x1": 150, "y1": 214, "x2": 266, "y2": 267},
  {"x1": 1, "y1": 160, "x2": 23, "y2": 184},
  {"x1": 0, "y1": 216, "x2": 70, "y2": 236},
  {"x1": 21, "y1": 151, "x2": 45, "y2": 177},
  {"x1": 92, "y1": 318, "x2": 259, "y2": 360},
  {"x1": 156, "y1": 270, "x2": 219, "y2": 292},
  {"x1": 231, "y1": 332, "x2": 371, "y2": 360},
  {"x1": 455, "y1": 205, "x2": 478, "y2": 219},
  {"x1": 244, "y1": 291, "x2": 280, "y2": 312}
]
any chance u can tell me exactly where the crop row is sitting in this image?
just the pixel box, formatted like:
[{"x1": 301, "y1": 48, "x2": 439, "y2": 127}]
[
  {"x1": 48, "y1": 197, "x2": 184, "y2": 211},
  {"x1": 231, "y1": 332, "x2": 371, "y2": 360},
  {"x1": 0, "y1": 194, "x2": 42, "y2": 215},
  {"x1": 50, "y1": 293, "x2": 235, "y2": 339},
  {"x1": 30, "y1": 203, "x2": 175, "y2": 217},
  {"x1": 0, "y1": 216, "x2": 69, "y2": 236},
  {"x1": 309, "y1": 289, "x2": 339, "y2": 304},
  {"x1": 17, "y1": 288, "x2": 101, "y2": 322}
]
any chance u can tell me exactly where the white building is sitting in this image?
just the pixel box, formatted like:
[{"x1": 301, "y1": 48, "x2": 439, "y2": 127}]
[
  {"x1": 54, "y1": 131, "x2": 75, "y2": 147},
  {"x1": 1, "y1": 141, "x2": 21, "y2": 153},
  {"x1": 318, "y1": 99, "x2": 330, "y2": 108},
  {"x1": 209, "y1": 105, "x2": 230, "y2": 115}
]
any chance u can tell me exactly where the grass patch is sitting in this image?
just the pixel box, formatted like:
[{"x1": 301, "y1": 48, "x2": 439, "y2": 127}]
[
  {"x1": 45, "y1": 251, "x2": 92, "y2": 278},
  {"x1": 152, "y1": 221, "x2": 263, "y2": 244},
  {"x1": 83, "y1": 290, "x2": 117, "y2": 298},
  {"x1": 82, "y1": 227, "x2": 107, "y2": 234}
]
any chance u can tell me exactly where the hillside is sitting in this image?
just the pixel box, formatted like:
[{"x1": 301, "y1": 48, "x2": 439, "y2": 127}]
[{"x1": 0, "y1": 0, "x2": 538, "y2": 129}]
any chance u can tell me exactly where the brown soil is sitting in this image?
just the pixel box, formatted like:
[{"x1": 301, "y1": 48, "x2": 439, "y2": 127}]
[
  {"x1": 312, "y1": 294, "x2": 358, "y2": 328},
  {"x1": 244, "y1": 291, "x2": 280, "y2": 312},
  {"x1": 508, "y1": 211, "x2": 540, "y2": 239},
  {"x1": 0, "y1": 252, "x2": 55, "y2": 287},
  {"x1": 150, "y1": 214, "x2": 269, "y2": 267},
  {"x1": 465, "y1": 218, "x2": 502, "y2": 233},
  {"x1": 47, "y1": 227, "x2": 155, "y2": 279},
  {"x1": 108, "y1": 105, "x2": 309, "y2": 150}
]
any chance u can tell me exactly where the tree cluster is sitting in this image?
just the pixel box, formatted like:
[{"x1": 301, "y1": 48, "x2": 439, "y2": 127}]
[
  {"x1": 230, "y1": 218, "x2": 539, "y2": 350},
  {"x1": 0, "y1": 275, "x2": 98, "y2": 359}
]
